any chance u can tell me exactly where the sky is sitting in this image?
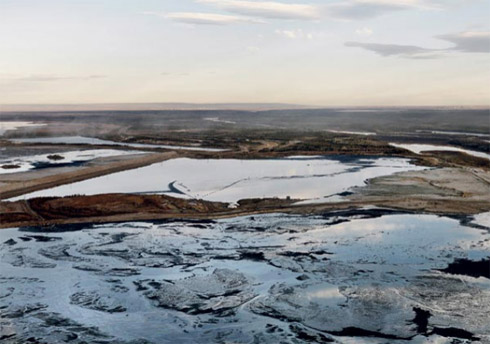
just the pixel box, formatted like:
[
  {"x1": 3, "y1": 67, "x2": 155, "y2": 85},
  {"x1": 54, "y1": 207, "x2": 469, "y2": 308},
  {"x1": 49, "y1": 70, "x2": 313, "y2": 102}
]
[{"x1": 0, "y1": 0, "x2": 489, "y2": 107}]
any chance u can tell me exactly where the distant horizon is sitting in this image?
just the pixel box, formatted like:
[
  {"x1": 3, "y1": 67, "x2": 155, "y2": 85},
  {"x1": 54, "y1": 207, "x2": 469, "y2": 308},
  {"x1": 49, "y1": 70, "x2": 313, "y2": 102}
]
[{"x1": 1, "y1": 102, "x2": 489, "y2": 113}]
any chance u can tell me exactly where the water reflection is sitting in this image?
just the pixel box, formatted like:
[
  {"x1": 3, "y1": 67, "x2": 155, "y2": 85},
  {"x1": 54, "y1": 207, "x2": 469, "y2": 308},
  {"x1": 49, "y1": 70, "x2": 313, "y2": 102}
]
[
  {"x1": 11, "y1": 156, "x2": 425, "y2": 202},
  {"x1": 11, "y1": 136, "x2": 227, "y2": 152},
  {"x1": 0, "y1": 149, "x2": 143, "y2": 174},
  {"x1": 0, "y1": 212, "x2": 488, "y2": 343},
  {"x1": 390, "y1": 143, "x2": 490, "y2": 160}
]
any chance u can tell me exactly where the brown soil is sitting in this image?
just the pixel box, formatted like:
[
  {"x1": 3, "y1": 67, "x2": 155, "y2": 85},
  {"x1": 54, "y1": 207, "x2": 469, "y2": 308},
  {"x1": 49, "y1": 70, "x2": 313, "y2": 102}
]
[
  {"x1": 1, "y1": 181, "x2": 488, "y2": 229},
  {"x1": 1, "y1": 164, "x2": 21, "y2": 170},
  {"x1": 1, "y1": 134, "x2": 489, "y2": 229},
  {"x1": 47, "y1": 154, "x2": 65, "y2": 161},
  {"x1": 0, "y1": 194, "x2": 297, "y2": 228}
]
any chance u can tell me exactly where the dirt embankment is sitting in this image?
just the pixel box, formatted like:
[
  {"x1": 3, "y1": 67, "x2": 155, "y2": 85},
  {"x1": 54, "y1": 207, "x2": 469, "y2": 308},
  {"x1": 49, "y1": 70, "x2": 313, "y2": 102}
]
[
  {"x1": 2, "y1": 133, "x2": 488, "y2": 202},
  {"x1": 0, "y1": 152, "x2": 178, "y2": 200},
  {"x1": 1, "y1": 133, "x2": 489, "y2": 229},
  {"x1": 0, "y1": 194, "x2": 298, "y2": 228},
  {"x1": 1, "y1": 194, "x2": 488, "y2": 230},
  {"x1": 1, "y1": 166, "x2": 489, "y2": 229},
  {"x1": 346, "y1": 167, "x2": 490, "y2": 215}
]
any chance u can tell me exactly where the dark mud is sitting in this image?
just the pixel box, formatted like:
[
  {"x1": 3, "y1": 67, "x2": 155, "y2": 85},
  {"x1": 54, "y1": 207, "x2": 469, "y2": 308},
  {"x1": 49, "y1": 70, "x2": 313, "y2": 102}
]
[
  {"x1": 438, "y1": 258, "x2": 490, "y2": 279},
  {"x1": 1, "y1": 212, "x2": 489, "y2": 343},
  {"x1": 19, "y1": 222, "x2": 96, "y2": 233},
  {"x1": 412, "y1": 307, "x2": 431, "y2": 333},
  {"x1": 0, "y1": 164, "x2": 20, "y2": 170},
  {"x1": 431, "y1": 327, "x2": 480, "y2": 340},
  {"x1": 31, "y1": 160, "x2": 88, "y2": 170}
]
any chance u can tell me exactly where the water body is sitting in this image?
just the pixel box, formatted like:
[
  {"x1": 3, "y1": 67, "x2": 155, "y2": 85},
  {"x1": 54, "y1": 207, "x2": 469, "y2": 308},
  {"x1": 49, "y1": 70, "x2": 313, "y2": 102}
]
[
  {"x1": 11, "y1": 156, "x2": 425, "y2": 202},
  {"x1": 0, "y1": 121, "x2": 45, "y2": 136},
  {"x1": 390, "y1": 143, "x2": 490, "y2": 160},
  {"x1": 0, "y1": 212, "x2": 488, "y2": 343},
  {"x1": 204, "y1": 117, "x2": 237, "y2": 124},
  {"x1": 328, "y1": 130, "x2": 377, "y2": 136},
  {"x1": 0, "y1": 149, "x2": 143, "y2": 174},
  {"x1": 335, "y1": 109, "x2": 395, "y2": 113},
  {"x1": 417, "y1": 130, "x2": 490, "y2": 138},
  {"x1": 11, "y1": 136, "x2": 227, "y2": 152},
  {"x1": 473, "y1": 212, "x2": 490, "y2": 228}
]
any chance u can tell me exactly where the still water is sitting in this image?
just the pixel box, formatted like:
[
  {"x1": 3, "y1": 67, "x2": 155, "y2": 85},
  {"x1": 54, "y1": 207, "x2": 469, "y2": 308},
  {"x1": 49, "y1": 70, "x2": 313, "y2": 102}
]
[
  {"x1": 11, "y1": 156, "x2": 426, "y2": 203},
  {"x1": 11, "y1": 136, "x2": 227, "y2": 152},
  {"x1": 0, "y1": 212, "x2": 488, "y2": 343},
  {"x1": 390, "y1": 143, "x2": 490, "y2": 160},
  {"x1": 0, "y1": 149, "x2": 143, "y2": 174}
]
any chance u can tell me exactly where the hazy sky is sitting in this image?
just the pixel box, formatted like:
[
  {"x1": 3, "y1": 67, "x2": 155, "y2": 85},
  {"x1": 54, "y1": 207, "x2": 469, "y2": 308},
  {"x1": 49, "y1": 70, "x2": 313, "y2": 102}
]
[{"x1": 1, "y1": 0, "x2": 489, "y2": 106}]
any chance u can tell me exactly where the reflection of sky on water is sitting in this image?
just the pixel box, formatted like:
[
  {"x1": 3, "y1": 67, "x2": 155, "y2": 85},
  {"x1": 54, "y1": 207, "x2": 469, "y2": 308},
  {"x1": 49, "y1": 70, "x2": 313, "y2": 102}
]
[
  {"x1": 0, "y1": 214, "x2": 490, "y2": 343},
  {"x1": 11, "y1": 136, "x2": 227, "y2": 152},
  {"x1": 472, "y1": 212, "x2": 490, "y2": 228},
  {"x1": 0, "y1": 212, "x2": 488, "y2": 343},
  {"x1": 0, "y1": 149, "x2": 143, "y2": 174},
  {"x1": 11, "y1": 156, "x2": 425, "y2": 202},
  {"x1": 314, "y1": 214, "x2": 488, "y2": 268},
  {"x1": 391, "y1": 143, "x2": 490, "y2": 160},
  {"x1": 306, "y1": 284, "x2": 346, "y2": 305}
]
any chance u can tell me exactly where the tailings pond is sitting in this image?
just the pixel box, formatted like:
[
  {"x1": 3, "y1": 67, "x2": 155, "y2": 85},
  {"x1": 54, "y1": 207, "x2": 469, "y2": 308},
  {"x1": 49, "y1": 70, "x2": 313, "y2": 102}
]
[
  {"x1": 390, "y1": 143, "x2": 490, "y2": 160},
  {"x1": 0, "y1": 149, "x2": 144, "y2": 174},
  {"x1": 11, "y1": 156, "x2": 426, "y2": 203},
  {"x1": 10, "y1": 136, "x2": 227, "y2": 152},
  {"x1": 0, "y1": 211, "x2": 489, "y2": 343}
]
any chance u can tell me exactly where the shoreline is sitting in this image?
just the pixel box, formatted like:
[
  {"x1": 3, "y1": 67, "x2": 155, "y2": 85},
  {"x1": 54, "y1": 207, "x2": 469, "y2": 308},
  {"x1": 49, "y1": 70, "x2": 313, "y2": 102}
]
[
  {"x1": 2, "y1": 143, "x2": 488, "y2": 202},
  {"x1": 1, "y1": 193, "x2": 488, "y2": 229},
  {"x1": 0, "y1": 151, "x2": 178, "y2": 200},
  {"x1": 1, "y1": 136, "x2": 488, "y2": 229}
]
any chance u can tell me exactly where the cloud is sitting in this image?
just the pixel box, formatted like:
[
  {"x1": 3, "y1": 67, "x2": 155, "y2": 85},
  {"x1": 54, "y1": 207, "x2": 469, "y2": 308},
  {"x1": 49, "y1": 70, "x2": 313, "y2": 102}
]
[
  {"x1": 345, "y1": 31, "x2": 490, "y2": 58},
  {"x1": 355, "y1": 27, "x2": 373, "y2": 36},
  {"x1": 196, "y1": 0, "x2": 321, "y2": 20},
  {"x1": 275, "y1": 29, "x2": 315, "y2": 40},
  {"x1": 345, "y1": 41, "x2": 441, "y2": 58},
  {"x1": 145, "y1": 11, "x2": 261, "y2": 25},
  {"x1": 326, "y1": 0, "x2": 437, "y2": 20},
  {"x1": 196, "y1": 0, "x2": 437, "y2": 21},
  {"x1": 145, "y1": 0, "x2": 439, "y2": 27},
  {"x1": 437, "y1": 31, "x2": 490, "y2": 53}
]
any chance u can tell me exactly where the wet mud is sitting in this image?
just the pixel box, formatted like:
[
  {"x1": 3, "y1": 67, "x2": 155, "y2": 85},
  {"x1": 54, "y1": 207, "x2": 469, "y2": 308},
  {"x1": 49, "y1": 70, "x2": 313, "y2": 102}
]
[
  {"x1": 1, "y1": 212, "x2": 489, "y2": 343},
  {"x1": 438, "y1": 258, "x2": 490, "y2": 279}
]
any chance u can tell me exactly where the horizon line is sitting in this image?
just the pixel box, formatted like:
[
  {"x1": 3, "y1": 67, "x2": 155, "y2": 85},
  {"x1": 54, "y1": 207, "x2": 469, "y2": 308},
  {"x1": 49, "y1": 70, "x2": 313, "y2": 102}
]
[{"x1": 1, "y1": 102, "x2": 489, "y2": 112}]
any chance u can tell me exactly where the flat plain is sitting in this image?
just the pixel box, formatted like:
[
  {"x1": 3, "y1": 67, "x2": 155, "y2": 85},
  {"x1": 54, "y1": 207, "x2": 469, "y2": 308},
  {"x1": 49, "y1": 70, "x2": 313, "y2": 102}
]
[{"x1": 0, "y1": 107, "x2": 489, "y2": 343}]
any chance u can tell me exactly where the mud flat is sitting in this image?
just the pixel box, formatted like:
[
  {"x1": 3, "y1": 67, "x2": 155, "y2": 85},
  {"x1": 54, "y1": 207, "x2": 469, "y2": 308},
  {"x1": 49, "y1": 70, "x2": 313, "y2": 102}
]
[
  {"x1": 2, "y1": 130, "x2": 487, "y2": 203},
  {"x1": 1, "y1": 110, "x2": 489, "y2": 343},
  {"x1": 1, "y1": 166, "x2": 489, "y2": 229},
  {"x1": 346, "y1": 167, "x2": 490, "y2": 214},
  {"x1": 8, "y1": 156, "x2": 425, "y2": 202},
  {"x1": 0, "y1": 212, "x2": 488, "y2": 343}
]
